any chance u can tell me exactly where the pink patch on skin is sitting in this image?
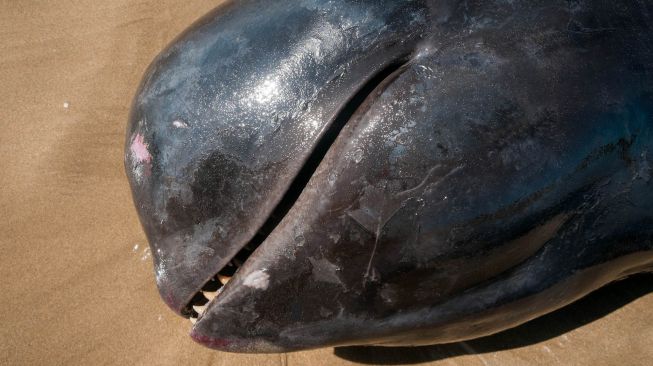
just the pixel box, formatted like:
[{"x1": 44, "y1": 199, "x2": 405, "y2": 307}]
[
  {"x1": 190, "y1": 331, "x2": 233, "y2": 350},
  {"x1": 130, "y1": 133, "x2": 152, "y2": 164}
]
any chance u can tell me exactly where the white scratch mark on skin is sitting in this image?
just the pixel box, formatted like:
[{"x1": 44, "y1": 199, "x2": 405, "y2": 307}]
[
  {"x1": 459, "y1": 342, "x2": 491, "y2": 366},
  {"x1": 132, "y1": 244, "x2": 139, "y2": 252},
  {"x1": 362, "y1": 164, "x2": 465, "y2": 284},
  {"x1": 243, "y1": 269, "x2": 270, "y2": 290},
  {"x1": 63, "y1": 101, "x2": 69, "y2": 109},
  {"x1": 362, "y1": 206, "x2": 400, "y2": 284},
  {"x1": 172, "y1": 120, "x2": 189, "y2": 128},
  {"x1": 396, "y1": 164, "x2": 464, "y2": 200}
]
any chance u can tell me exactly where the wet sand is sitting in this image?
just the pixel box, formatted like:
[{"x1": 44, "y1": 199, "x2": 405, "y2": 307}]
[{"x1": 1, "y1": 1, "x2": 651, "y2": 365}]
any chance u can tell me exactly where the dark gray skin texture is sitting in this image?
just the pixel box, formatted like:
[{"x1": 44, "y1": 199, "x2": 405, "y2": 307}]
[{"x1": 125, "y1": 0, "x2": 653, "y2": 353}]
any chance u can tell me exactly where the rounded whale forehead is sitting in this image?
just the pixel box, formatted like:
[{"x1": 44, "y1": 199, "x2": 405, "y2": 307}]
[{"x1": 130, "y1": 0, "x2": 427, "y2": 167}]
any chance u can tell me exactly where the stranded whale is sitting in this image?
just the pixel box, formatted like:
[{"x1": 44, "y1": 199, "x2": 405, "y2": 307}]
[{"x1": 125, "y1": 0, "x2": 653, "y2": 352}]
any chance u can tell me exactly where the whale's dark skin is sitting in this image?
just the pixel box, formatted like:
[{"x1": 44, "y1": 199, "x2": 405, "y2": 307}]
[{"x1": 125, "y1": 0, "x2": 653, "y2": 353}]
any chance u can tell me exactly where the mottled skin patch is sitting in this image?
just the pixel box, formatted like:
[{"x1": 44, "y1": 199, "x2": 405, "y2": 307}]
[
  {"x1": 242, "y1": 270, "x2": 270, "y2": 290},
  {"x1": 129, "y1": 133, "x2": 151, "y2": 164},
  {"x1": 126, "y1": 0, "x2": 653, "y2": 353}
]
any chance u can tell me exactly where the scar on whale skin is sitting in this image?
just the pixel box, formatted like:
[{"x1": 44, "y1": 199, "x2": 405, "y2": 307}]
[
  {"x1": 129, "y1": 133, "x2": 152, "y2": 183},
  {"x1": 130, "y1": 133, "x2": 152, "y2": 164},
  {"x1": 242, "y1": 270, "x2": 270, "y2": 290}
]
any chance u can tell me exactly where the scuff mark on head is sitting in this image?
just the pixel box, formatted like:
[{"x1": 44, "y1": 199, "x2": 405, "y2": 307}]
[
  {"x1": 130, "y1": 133, "x2": 152, "y2": 164},
  {"x1": 243, "y1": 269, "x2": 270, "y2": 290},
  {"x1": 129, "y1": 132, "x2": 153, "y2": 183}
]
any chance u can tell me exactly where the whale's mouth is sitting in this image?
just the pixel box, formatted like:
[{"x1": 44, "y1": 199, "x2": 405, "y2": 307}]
[
  {"x1": 182, "y1": 56, "x2": 412, "y2": 323},
  {"x1": 185, "y1": 246, "x2": 251, "y2": 324}
]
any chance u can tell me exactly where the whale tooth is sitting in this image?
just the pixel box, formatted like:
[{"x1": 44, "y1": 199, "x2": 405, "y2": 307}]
[
  {"x1": 218, "y1": 275, "x2": 231, "y2": 285},
  {"x1": 203, "y1": 291, "x2": 218, "y2": 300},
  {"x1": 193, "y1": 304, "x2": 207, "y2": 314},
  {"x1": 190, "y1": 317, "x2": 197, "y2": 325}
]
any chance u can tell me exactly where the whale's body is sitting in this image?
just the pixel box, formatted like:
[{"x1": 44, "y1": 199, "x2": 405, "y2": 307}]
[{"x1": 125, "y1": 0, "x2": 653, "y2": 352}]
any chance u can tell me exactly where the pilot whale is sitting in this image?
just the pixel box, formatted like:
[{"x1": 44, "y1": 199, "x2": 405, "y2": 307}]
[{"x1": 125, "y1": 0, "x2": 653, "y2": 353}]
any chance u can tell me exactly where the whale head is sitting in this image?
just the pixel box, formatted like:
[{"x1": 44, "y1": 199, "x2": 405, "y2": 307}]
[{"x1": 125, "y1": 0, "x2": 653, "y2": 352}]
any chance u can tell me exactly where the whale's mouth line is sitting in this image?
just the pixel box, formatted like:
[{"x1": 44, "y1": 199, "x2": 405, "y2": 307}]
[{"x1": 183, "y1": 55, "x2": 413, "y2": 323}]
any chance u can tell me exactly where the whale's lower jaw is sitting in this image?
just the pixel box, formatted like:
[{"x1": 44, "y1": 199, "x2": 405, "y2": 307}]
[
  {"x1": 125, "y1": 0, "x2": 653, "y2": 352},
  {"x1": 188, "y1": 239, "x2": 653, "y2": 352},
  {"x1": 187, "y1": 253, "x2": 653, "y2": 352}
]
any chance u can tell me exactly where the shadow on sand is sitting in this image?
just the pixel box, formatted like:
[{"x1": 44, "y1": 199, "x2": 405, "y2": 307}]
[{"x1": 334, "y1": 273, "x2": 653, "y2": 365}]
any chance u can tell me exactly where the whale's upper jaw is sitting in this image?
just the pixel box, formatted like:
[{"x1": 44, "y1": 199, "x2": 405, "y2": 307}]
[
  {"x1": 125, "y1": 0, "x2": 653, "y2": 353},
  {"x1": 125, "y1": 0, "x2": 427, "y2": 317}
]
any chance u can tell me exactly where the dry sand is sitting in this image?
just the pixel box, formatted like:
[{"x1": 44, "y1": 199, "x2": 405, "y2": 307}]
[{"x1": 1, "y1": 1, "x2": 651, "y2": 365}]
